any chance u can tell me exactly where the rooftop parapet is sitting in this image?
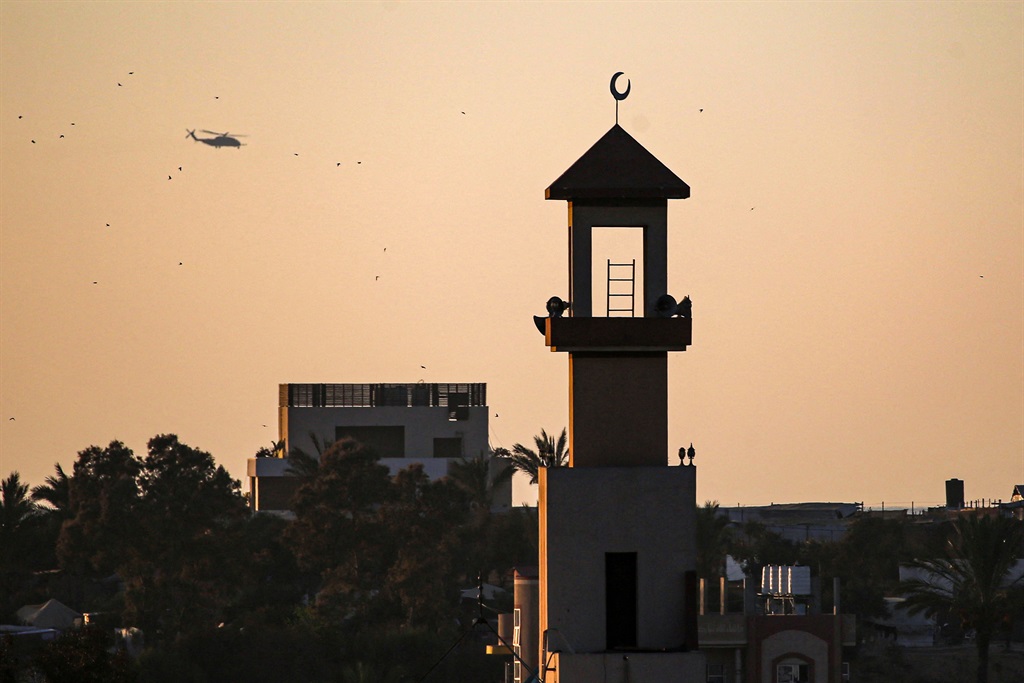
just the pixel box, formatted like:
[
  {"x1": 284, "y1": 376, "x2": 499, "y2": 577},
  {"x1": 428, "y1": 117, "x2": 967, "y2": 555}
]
[{"x1": 280, "y1": 383, "x2": 486, "y2": 409}]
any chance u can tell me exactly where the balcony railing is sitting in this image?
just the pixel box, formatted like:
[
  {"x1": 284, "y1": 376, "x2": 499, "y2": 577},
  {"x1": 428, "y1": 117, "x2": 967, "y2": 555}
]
[{"x1": 280, "y1": 383, "x2": 486, "y2": 409}]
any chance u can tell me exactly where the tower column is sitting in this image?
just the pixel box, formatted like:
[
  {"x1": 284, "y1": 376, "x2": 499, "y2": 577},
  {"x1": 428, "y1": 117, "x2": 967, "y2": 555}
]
[{"x1": 537, "y1": 96, "x2": 701, "y2": 682}]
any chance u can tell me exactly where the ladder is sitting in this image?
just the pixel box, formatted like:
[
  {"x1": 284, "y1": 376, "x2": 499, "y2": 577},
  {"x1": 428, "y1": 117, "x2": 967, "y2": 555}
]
[{"x1": 606, "y1": 259, "x2": 636, "y2": 317}]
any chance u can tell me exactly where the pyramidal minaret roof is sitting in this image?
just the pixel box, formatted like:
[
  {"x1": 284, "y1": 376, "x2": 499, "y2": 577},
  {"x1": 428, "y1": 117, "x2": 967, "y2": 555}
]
[{"x1": 545, "y1": 124, "x2": 690, "y2": 201}]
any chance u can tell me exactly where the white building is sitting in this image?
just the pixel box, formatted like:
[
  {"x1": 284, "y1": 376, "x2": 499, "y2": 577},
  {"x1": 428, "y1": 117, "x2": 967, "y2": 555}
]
[{"x1": 247, "y1": 382, "x2": 509, "y2": 513}]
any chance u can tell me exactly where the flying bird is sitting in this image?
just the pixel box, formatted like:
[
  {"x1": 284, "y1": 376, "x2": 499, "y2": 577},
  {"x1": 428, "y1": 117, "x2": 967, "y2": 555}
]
[
  {"x1": 420, "y1": 365, "x2": 426, "y2": 369},
  {"x1": 168, "y1": 175, "x2": 172, "y2": 180},
  {"x1": 118, "y1": 82, "x2": 122, "y2": 86},
  {"x1": 375, "y1": 275, "x2": 379, "y2": 281},
  {"x1": 59, "y1": 134, "x2": 64, "y2": 138},
  {"x1": 31, "y1": 140, "x2": 35, "y2": 144}
]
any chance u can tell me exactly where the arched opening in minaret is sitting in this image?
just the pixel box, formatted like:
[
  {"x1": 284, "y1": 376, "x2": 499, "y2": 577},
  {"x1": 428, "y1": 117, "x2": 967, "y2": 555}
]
[{"x1": 591, "y1": 227, "x2": 644, "y2": 317}]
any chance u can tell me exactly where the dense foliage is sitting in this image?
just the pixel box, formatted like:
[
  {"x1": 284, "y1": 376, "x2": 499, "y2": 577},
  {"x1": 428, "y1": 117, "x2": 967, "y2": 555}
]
[{"x1": 2, "y1": 434, "x2": 536, "y2": 682}]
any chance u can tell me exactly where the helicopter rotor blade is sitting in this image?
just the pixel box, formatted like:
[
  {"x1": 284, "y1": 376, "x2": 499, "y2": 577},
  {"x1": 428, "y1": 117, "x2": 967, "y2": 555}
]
[{"x1": 200, "y1": 129, "x2": 226, "y2": 136}]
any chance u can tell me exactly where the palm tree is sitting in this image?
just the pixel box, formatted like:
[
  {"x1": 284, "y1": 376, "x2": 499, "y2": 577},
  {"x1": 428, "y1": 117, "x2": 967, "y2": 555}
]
[
  {"x1": 31, "y1": 462, "x2": 71, "y2": 519},
  {"x1": 447, "y1": 452, "x2": 514, "y2": 511},
  {"x1": 1, "y1": 472, "x2": 37, "y2": 538},
  {"x1": 900, "y1": 514, "x2": 1024, "y2": 683},
  {"x1": 696, "y1": 500, "x2": 733, "y2": 580},
  {"x1": 286, "y1": 432, "x2": 334, "y2": 478},
  {"x1": 495, "y1": 428, "x2": 568, "y2": 484},
  {"x1": 1, "y1": 472, "x2": 40, "y2": 579}
]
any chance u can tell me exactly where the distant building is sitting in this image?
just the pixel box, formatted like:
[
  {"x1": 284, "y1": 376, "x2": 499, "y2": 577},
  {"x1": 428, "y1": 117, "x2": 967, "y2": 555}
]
[
  {"x1": 699, "y1": 566, "x2": 856, "y2": 683},
  {"x1": 721, "y1": 502, "x2": 862, "y2": 543},
  {"x1": 1003, "y1": 484, "x2": 1024, "y2": 521},
  {"x1": 247, "y1": 382, "x2": 510, "y2": 513}
]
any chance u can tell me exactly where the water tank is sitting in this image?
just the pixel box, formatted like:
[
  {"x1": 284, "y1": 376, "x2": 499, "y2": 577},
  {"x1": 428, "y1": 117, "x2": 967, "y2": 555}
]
[{"x1": 945, "y1": 478, "x2": 965, "y2": 509}]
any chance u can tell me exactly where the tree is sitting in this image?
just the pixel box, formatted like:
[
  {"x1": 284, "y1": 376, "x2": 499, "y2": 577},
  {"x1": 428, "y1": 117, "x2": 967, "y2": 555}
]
[
  {"x1": 54, "y1": 436, "x2": 247, "y2": 639},
  {"x1": 900, "y1": 514, "x2": 1024, "y2": 683},
  {"x1": 830, "y1": 516, "x2": 910, "y2": 619},
  {"x1": 120, "y1": 434, "x2": 248, "y2": 638},
  {"x1": 33, "y1": 625, "x2": 135, "y2": 683},
  {"x1": 58, "y1": 441, "x2": 142, "y2": 578},
  {"x1": 286, "y1": 437, "x2": 395, "y2": 624},
  {"x1": 1, "y1": 472, "x2": 42, "y2": 617},
  {"x1": 380, "y1": 464, "x2": 470, "y2": 629},
  {"x1": 31, "y1": 463, "x2": 71, "y2": 518},
  {"x1": 29, "y1": 463, "x2": 73, "y2": 574},
  {"x1": 495, "y1": 427, "x2": 568, "y2": 484},
  {"x1": 727, "y1": 520, "x2": 798, "y2": 582},
  {"x1": 286, "y1": 431, "x2": 337, "y2": 478},
  {"x1": 287, "y1": 438, "x2": 479, "y2": 635},
  {"x1": 0, "y1": 472, "x2": 37, "y2": 550},
  {"x1": 695, "y1": 501, "x2": 732, "y2": 580},
  {"x1": 446, "y1": 452, "x2": 513, "y2": 513}
]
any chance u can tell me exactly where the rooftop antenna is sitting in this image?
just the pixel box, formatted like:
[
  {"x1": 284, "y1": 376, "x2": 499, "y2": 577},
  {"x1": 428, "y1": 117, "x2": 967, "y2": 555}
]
[{"x1": 610, "y1": 72, "x2": 630, "y2": 125}]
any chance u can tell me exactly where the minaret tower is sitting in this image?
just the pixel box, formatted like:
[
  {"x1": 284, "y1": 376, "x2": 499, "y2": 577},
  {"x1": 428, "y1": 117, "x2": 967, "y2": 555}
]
[{"x1": 534, "y1": 75, "x2": 703, "y2": 683}]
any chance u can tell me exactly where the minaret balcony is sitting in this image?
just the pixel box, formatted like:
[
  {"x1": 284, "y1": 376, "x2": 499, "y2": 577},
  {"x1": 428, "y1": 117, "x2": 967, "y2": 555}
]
[{"x1": 543, "y1": 316, "x2": 691, "y2": 353}]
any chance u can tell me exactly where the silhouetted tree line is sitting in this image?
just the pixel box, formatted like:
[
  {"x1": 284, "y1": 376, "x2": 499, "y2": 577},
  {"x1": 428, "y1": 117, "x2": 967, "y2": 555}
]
[{"x1": 1, "y1": 435, "x2": 536, "y2": 682}]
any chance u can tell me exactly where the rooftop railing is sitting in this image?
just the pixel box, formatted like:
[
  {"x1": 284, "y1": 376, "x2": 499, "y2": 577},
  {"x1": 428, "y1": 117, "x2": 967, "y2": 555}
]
[{"x1": 280, "y1": 383, "x2": 486, "y2": 409}]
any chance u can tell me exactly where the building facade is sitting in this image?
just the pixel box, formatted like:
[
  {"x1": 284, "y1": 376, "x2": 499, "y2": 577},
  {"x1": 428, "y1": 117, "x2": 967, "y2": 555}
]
[{"x1": 247, "y1": 382, "x2": 510, "y2": 513}]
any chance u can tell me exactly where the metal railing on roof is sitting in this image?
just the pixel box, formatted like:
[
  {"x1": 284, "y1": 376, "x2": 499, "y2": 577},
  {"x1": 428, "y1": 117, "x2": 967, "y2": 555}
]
[{"x1": 280, "y1": 383, "x2": 486, "y2": 409}]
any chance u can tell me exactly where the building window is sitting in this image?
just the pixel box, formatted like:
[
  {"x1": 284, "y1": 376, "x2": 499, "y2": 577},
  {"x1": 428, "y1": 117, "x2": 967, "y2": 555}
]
[
  {"x1": 433, "y1": 437, "x2": 463, "y2": 459},
  {"x1": 605, "y1": 552, "x2": 638, "y2": 649},
  {"x1": 334, "y1": 426, "x2": 405, "y2": 458},
  {"x1": 707, "y1": 664, "x2": 726, "y2": 683},
  {"x1": 777, "y1": 663, "x2": 809, "y2": 683},
  {"x1": 448, "y1": 392, "x2": 469, "y2": 421},
  {"x1": 841, "y1": 662, "x2": 850, "y2": 682},
  {"x1": 513, "y1": 607, "x2": 522, "y2": 683}
]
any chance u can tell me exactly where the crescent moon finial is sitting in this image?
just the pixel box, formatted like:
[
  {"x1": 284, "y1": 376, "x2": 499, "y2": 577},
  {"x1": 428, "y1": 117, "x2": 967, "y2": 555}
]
[
  {"x1": 610, "y1": 72, "x2": 630, "y2": 125},
  {"x1": 610, "y1": 72, "x2": 631, "y2": 101}
]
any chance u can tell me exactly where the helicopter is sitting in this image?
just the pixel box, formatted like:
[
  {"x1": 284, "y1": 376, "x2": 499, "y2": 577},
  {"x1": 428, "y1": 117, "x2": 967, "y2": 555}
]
[{"x1": 185, "y1": 129, "x2": 246, "y2": 148}]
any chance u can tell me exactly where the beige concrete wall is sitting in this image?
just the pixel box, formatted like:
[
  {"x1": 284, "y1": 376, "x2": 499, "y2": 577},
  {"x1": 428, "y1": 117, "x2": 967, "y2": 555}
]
[
  {"x1": 284, "y1": 405, "x2": 490, "y2": 460},
  {"x1": 539, "y1": 466, "x2": 697, "y2": 655},
  {"x1": 568, "y1": 353, "x2": 668, "y2": 467}
]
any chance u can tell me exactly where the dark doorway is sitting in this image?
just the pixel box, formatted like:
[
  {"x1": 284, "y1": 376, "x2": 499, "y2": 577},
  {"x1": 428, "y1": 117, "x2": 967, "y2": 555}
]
[{"x1": 605, "y1": 552, "x2": 638, "y2": 649}]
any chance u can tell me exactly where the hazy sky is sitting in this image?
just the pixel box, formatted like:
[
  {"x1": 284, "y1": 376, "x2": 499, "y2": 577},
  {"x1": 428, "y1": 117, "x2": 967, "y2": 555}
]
[{"x1": 2, "y1": 1, "x2": 1021, "y2": 509}]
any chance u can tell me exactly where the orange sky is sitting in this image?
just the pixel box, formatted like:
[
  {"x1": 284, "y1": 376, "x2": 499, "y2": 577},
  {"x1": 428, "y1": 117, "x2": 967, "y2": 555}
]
[{"x1": 2, "y1": 2, "x2": 1021, "y2": 508}]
